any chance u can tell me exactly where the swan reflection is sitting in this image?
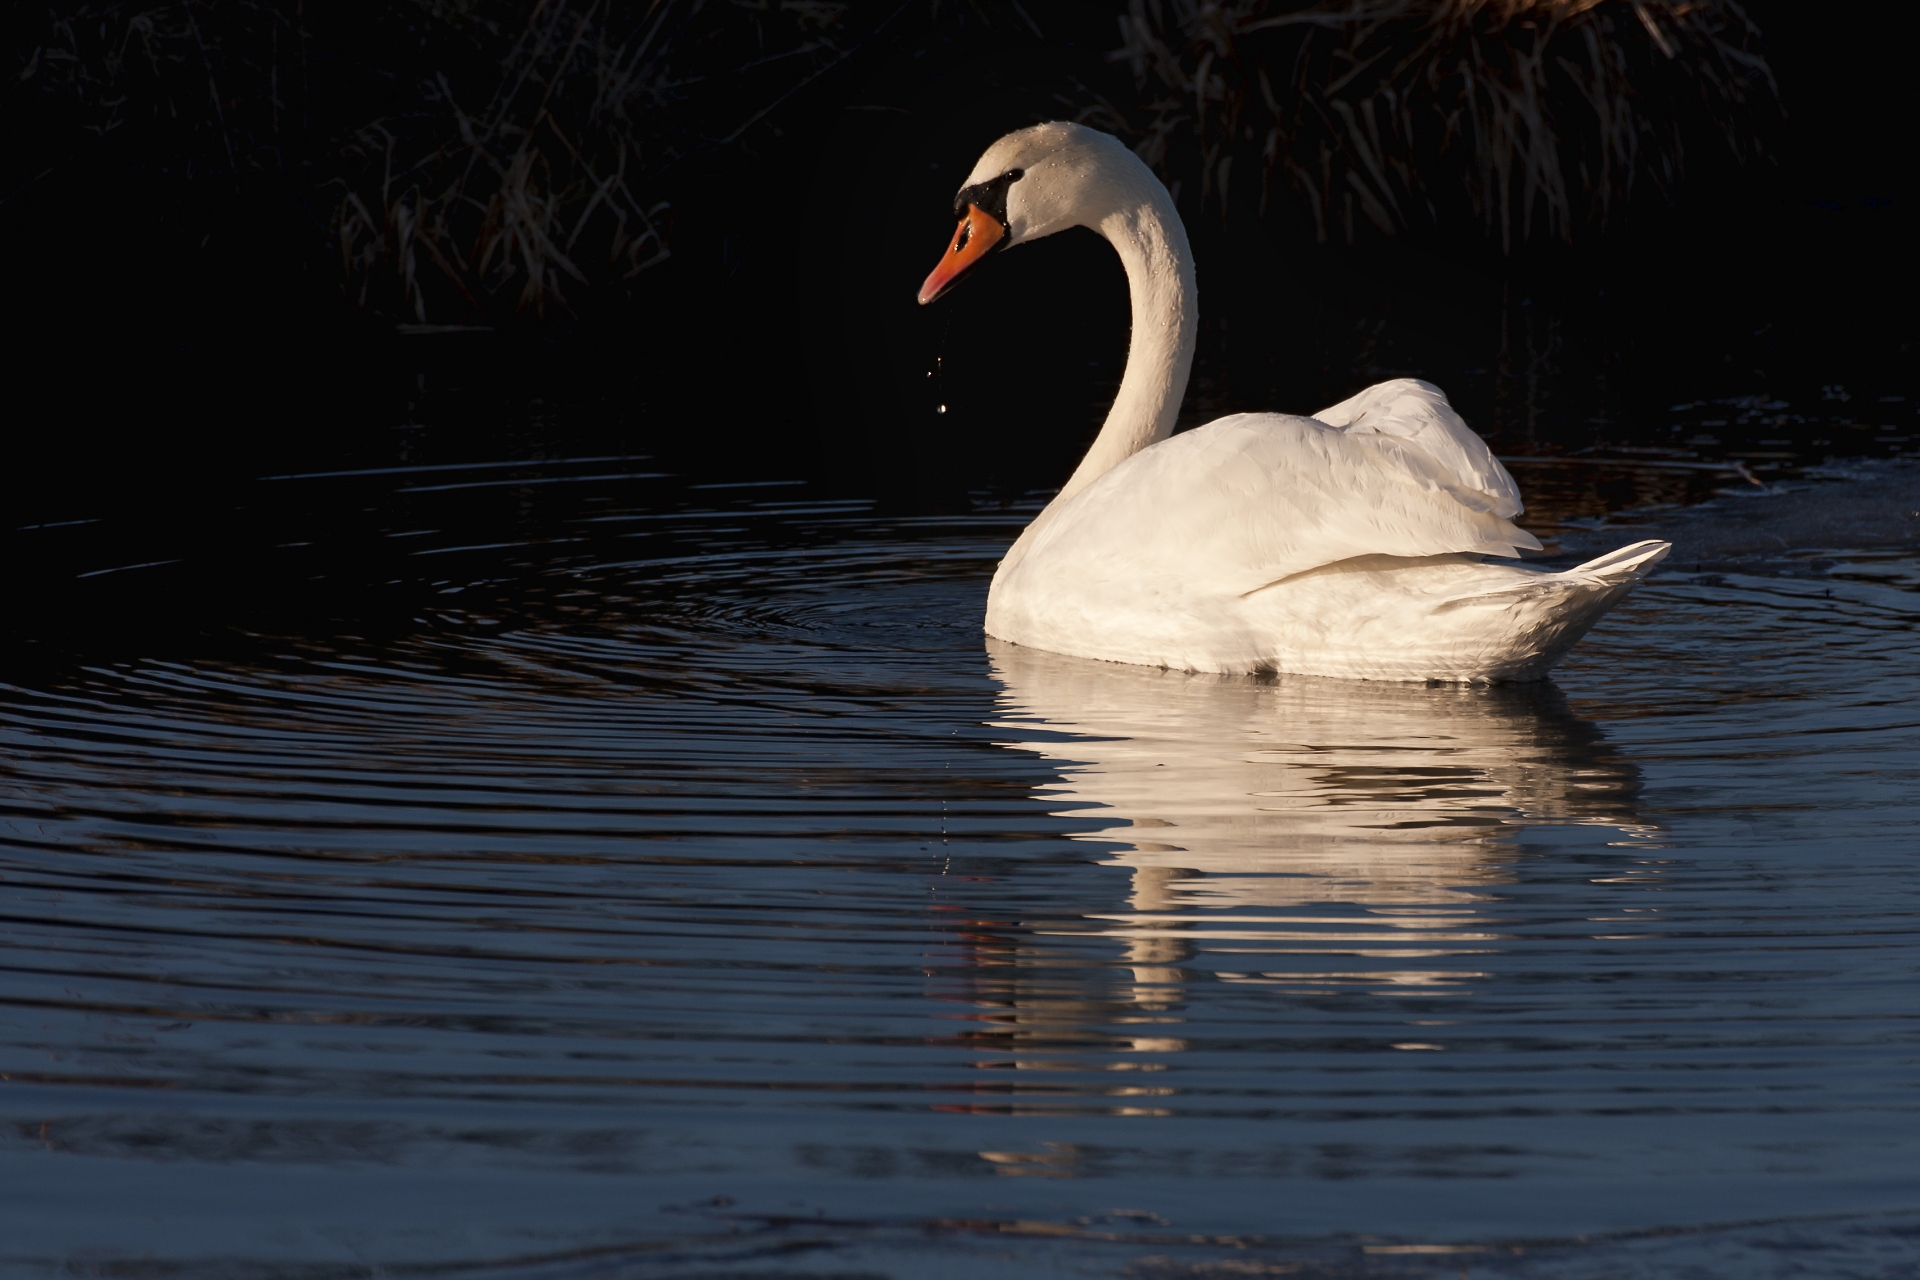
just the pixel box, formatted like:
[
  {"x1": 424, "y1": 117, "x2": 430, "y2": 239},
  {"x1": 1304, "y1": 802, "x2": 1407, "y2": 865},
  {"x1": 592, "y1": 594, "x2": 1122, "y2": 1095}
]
[
  {"x1": 993, "y1": 637, "x2": 1648, "y2": 903},
  {"x1": 955, "y1": 640, "x2": 1651, "y2": 1101}
]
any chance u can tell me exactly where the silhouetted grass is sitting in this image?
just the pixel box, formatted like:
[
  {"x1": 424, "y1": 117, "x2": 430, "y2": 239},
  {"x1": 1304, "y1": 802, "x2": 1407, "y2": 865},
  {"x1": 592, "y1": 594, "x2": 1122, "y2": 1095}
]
[
  {"x1": 10, "y1": 0, "x2": 862, "y2": 324},
  {"x1": 334, "y1": 0, "x2": 866, "y2": 323},
  {"x1": 1114, "y1": 0, "x2": 1778, "y2": 246},
  {"x1": 7, "y1": 0, "x2": 1782, "y2": 332}
]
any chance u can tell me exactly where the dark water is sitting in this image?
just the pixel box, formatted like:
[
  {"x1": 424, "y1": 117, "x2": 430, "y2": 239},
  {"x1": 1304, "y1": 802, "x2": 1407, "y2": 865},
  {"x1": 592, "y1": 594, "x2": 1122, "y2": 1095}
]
[{"x1": 3, "y1": 453, "x2": 1919, "y2": 1278}]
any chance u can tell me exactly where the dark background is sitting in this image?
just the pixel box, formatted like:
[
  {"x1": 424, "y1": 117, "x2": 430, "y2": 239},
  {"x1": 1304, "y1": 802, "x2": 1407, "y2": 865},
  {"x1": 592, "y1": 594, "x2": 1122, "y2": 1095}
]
[{"x1": 3, "y1": 0, "x2": 1908, "y2": 534}]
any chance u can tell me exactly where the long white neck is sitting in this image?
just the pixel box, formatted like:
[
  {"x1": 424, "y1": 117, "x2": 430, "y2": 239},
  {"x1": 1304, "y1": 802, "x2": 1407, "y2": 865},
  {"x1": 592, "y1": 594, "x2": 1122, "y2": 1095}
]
[
  {"x1": 1062, "y1": 197, "x2": 1197, "y2": 500},
  {"x1": 998, "y1": 170, "x2": 1197, "y2": 574}
]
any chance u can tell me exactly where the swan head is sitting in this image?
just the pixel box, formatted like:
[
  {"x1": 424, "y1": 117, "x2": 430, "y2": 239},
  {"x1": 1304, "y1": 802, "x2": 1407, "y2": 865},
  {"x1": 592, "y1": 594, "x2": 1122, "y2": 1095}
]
[{"x1": 917, "y1": 122, "x2": 1141, "y2": 305}]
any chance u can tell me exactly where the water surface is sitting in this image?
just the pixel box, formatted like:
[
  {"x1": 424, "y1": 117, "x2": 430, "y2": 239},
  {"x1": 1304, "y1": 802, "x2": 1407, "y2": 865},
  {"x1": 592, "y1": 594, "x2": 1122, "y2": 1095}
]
[{"x1": 2, "y1": 457, "x2": 1918, "y2": 1277}]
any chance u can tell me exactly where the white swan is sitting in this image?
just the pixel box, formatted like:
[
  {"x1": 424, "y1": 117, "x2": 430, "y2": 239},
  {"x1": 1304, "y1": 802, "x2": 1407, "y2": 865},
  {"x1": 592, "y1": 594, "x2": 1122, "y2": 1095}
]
[{"x1": 918, "y1": 122, "x2": 1669, "y2": 682}]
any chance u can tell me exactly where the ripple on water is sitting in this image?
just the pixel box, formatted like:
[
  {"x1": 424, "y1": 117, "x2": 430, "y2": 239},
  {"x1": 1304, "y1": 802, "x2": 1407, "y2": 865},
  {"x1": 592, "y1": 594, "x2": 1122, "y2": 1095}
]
[{"x1": 0, "y1": 462, "x2": 1917, "y2": 1274}]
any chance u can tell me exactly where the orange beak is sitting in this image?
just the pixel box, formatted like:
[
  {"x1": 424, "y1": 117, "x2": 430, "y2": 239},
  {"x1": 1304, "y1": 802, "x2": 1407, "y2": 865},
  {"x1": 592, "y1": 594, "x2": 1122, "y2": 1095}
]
[{"x1": 917, "y1": 204, "x2": 1006, "y2": 305}]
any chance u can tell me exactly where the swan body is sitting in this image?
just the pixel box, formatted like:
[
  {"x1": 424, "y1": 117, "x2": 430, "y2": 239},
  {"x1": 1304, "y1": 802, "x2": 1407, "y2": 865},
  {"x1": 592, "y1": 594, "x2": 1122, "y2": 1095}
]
[{"x1": 919, "y1": 123, "x2": 1669, "y2": 682}]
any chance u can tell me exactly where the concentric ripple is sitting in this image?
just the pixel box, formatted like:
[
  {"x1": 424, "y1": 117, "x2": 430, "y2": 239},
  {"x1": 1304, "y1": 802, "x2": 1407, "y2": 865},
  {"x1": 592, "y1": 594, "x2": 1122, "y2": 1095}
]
[{"x1": 1, "y1": 458, "x2": 1917, "y2": 1275}]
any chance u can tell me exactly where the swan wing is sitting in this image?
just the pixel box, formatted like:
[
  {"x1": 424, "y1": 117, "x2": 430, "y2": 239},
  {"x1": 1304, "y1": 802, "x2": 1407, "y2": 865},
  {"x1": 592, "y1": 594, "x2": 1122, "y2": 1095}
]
[
  {"x1": 1013, "y1": 411, "x2": 1543, "y2": 600},
  {"x1": 1313, "y1": 378, "x2": 1523, "y2": 520}
]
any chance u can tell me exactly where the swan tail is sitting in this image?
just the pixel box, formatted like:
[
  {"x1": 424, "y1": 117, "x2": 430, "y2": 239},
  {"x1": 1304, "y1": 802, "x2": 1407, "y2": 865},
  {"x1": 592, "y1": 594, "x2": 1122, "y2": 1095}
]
[
  {"x1": 1404, "y1": 538, "x2": 1671, "y2": 680},
  {"x1": 1561, "y1": 539, "x2": 1673, "y2": 586},
  {"x1": 1434, "y1": 540, "x2": 1671, "y2": 612}
]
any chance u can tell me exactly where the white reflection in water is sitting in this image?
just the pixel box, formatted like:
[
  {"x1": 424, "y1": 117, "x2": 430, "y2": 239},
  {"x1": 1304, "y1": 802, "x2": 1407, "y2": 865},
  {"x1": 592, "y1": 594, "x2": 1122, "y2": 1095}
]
[{"x1": 979, "y1": 638, "x2": 1654, "y2": 1080}]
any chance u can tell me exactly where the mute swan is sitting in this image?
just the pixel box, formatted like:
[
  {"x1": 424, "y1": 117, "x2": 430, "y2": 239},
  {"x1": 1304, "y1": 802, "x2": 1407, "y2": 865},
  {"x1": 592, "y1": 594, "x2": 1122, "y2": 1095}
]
[{"x1": 918, "y1": 122, "x2": 1669, "y2": 682}]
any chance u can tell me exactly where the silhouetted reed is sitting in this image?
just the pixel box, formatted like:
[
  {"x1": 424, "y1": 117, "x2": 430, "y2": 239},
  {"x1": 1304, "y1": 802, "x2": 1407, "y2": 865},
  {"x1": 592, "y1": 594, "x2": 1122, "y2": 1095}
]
[
  {"x1": 12, "y1": 0, "x2": 855, "y2": 324},
  {"x1": 9, "y1": 0, "x2": 1781, "y2": 331},
  {"x1": 14, "y1": 1, "x2": 305, "y2": 179},
  {"x1": 1113, "y1": 0, "x2": 1777, "y2": 246},
  {"x1": 335, "y1": 0, "x2": 869, "y2": 323}
]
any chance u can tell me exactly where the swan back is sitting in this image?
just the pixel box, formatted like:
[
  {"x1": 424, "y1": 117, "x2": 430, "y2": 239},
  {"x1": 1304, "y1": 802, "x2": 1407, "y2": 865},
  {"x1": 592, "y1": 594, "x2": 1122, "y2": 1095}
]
[{"x1": 1315, "y1": 379, "x2": 1525, "y2": 519}]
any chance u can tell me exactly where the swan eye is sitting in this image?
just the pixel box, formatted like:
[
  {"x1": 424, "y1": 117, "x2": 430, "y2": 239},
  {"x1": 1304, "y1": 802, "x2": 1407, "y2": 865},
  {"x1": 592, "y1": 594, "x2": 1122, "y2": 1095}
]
[{"x1": 953, "y1": 167, "x2": 1025, "y2": 223}]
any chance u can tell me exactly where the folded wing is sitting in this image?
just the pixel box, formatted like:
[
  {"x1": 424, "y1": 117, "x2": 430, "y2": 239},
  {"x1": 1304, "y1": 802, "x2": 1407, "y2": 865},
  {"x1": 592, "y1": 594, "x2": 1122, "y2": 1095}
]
[
  {"x1": 1313, "y1": 377, "x2": 1524, "y2": 520},
  {"x1": 1011, "y1": 389, "x2": 1540, "y2": 600}
]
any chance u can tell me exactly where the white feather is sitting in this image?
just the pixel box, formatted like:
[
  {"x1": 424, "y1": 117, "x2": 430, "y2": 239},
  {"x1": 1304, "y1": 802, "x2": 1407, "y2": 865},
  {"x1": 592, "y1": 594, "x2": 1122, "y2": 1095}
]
[{"x1": 939, "y1": 124, "x2": 1669, "y2": 682}]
